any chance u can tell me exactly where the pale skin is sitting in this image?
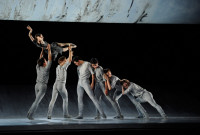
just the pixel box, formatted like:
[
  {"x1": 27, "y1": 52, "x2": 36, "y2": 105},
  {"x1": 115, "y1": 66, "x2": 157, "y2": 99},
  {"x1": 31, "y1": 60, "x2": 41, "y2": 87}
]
[
  {"x1": 74, "y1": 60, "x2": 95, "y2": 90},
  {"x1": 27, "y1": 25, "x2": 76, "y2": 52},
  {"x1": 59, "y1": 45, "x2": 73, "y2": 66},
  {"x1": 91, "y1": 74, "x2": 95, "y2": 90},
  {"x1": 39, "y1": 47, "x2": 44, "y2": 59},
  {"x1": 103, "y1": 71, "x2": 113, "y2": 96},
  {"x1": 104, "y1": 71, "x2": 112, "y2": 90},
  {"x1": 40, "y1": 44, "x2": 52, "y2": 67}
]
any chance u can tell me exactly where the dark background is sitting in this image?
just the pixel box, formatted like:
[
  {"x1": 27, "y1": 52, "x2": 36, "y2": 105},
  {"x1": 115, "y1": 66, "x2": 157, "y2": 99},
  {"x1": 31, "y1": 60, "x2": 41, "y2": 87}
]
[{"x1": 0, "y1": 20, "x2": 200, "y2": 118}]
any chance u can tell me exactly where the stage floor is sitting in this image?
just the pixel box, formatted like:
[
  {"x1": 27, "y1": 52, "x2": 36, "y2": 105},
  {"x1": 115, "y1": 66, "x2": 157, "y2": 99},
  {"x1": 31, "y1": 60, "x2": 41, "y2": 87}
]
[{"x1": 0, "y1": 117, "x2": 200, "y2": 133}]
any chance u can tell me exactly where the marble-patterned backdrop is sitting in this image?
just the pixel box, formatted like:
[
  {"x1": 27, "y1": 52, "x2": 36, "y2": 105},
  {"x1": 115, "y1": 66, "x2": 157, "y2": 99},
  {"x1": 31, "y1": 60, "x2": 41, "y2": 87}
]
[{"x1": 0, "y1": 0, "x2": 200, "y2": 23}]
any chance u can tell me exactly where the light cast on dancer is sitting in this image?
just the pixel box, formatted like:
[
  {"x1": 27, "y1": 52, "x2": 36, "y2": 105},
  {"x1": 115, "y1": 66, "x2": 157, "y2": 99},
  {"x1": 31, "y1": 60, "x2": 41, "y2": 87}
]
[
  {"x1": 27, "y1": 25, "x2": 76, "y2": 61},
  {"x1": 103, "y1": 68, "x2": 124, "y2": 119},
  {"x1": 47, "y1": 45, "x2": 74, "y2": 119},
  {"x1": 73, "y1": 56, "x2": 106, "y2": 119},
  {"x1": 27, "y1": 44, "x2": 52, "y2": 120},
  {"x1": 116, "y1": 79, "x2": 167, "y2": 119},
  {"x1": 90, "y1": 58, "x2": 123, "y2": 119}
]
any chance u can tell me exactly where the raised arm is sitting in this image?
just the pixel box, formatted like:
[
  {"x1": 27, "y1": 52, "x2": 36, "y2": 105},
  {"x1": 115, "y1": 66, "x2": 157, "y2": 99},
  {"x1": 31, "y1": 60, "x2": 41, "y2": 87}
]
[
  {"x1": 39, "y1": 48, "x2": 44, "y2": 59},
  {"x1": 63, "y1": 46, "x2": 73, "y2": 69},
  {"x1": 27, "y1": 25, "x2": 34, "y2": 41},
  {"x1": 47, "y1": 44, "x2": 52, "y2": 61},
  {"x1": 68, "y1": 45, "x2": 73, "y2": 62},
  {"x1": 44, "y1": 44, "x2": 52, "y2": 70}
]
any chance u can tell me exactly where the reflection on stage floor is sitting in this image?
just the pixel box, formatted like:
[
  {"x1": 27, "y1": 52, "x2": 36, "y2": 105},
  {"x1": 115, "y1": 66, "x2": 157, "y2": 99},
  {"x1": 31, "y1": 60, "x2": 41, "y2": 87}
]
[{"x1": 0, "y1": 117, "x2": 200, "y2": 133}]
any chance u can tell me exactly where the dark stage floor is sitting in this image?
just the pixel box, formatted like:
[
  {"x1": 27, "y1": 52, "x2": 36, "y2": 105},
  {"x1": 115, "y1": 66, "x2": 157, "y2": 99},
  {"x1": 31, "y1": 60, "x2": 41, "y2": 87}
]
[
  {"x1": 0, "y1": 117, "x2": 200, "y2": 134},
  {"x1": 0, "y1": 85, "x2": 200, "y2": 134}
]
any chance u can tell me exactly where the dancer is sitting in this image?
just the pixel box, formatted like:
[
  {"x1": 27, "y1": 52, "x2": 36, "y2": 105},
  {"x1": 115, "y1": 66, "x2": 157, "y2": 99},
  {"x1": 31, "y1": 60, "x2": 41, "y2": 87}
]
[
  {"x1": 27, "y1": 44, "x2": 52, "y2": 120},
  {"x1": 116, "y1": 79, "x2": 167, "y2": 118},
  {"x1": 27, "y1": 25, "x2": 76, "y2": 60},
  {"x1": 73, "y1": 56, "x2": 106, "y2": 119},
  {"x1": 47, "y1": 45, "x2": 74, "y2": 119},
  {"x1": 103, "y1": 68, "x2": 124, "y2": 119},
  {"x1": 90, "y1": 58, "x2": 123, "y2": 119}
]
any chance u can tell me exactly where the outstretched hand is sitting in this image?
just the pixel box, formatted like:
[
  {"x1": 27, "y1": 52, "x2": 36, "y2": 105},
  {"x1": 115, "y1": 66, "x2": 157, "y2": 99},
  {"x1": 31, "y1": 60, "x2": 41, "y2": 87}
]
[
  {"x1": 27, "y1": 25, "x2": 32, "y2": 32},
  {"x1": 70, "y1": 43, "x2": 77, "y2": 48}
]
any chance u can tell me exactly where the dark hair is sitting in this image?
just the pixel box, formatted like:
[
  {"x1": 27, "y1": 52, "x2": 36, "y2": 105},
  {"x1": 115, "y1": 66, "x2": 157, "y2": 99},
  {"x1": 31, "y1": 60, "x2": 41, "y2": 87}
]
[
  {"x1": 58, "y1": 56, "x2": 66, "y2": 64},
  {"x1": 72, "y1": 56, "x2": 83, "y2": 62},
  {"x1": 34, "y1": 33, "x2": 42, "y2": 42},
  {"x1": 103, "y1": 68, "x2": 111, "y2": 74},
  {"x1": 90, "y1": 58, "x2": 98, "y2": 64},
  {"x1": 35, "y1": 33, "x2": 42, "y2": 38},
  {"x1": 37, "y1": 57, "x2": 45, "y2": 67},
  {"x1": 120, "y1": 79, "x2": 130, "y2": 86}
]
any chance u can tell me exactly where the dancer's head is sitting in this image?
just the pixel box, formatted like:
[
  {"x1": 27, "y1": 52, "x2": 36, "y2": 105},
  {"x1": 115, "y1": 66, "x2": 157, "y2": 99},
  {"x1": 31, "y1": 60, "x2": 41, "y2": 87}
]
[
  {"x1": 120, "y1": 79, "x2": 130, "y2": 89},
  {"x1": 104, "y1": 68, "x2": 112, "y2": 78},
  {"x1": 35, "y1": 33, "x2": 44, "y2": 42},
  {"x1": 37, "y1": 57, "x2": 47, "y2": 67},
  {"x1": 72, "y1": 56, "x2": 83, "y2": 66},
  {"x1": 90, "y1": 58, "x2": 99, "y2": 69},
  {"x1": 58, "y1": 56, "x2": 67, "y2": 66}
]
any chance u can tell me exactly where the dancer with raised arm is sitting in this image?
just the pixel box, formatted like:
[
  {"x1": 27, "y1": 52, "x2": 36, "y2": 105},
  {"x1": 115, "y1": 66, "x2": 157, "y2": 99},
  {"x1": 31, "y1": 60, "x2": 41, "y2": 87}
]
[
  {"x1": 47, "y1": 45, "x2": 74, "y2": 119},
  {"x1": 27, "y1": 44, "x2": 52, "y2": 120},
  {"x1": 27, "y1": 25, "x2": 76, "y2": 61}
]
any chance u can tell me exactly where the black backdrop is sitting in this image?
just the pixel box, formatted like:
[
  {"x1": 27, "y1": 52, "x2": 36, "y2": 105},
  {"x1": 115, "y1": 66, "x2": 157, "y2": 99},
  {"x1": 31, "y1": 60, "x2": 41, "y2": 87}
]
[{"x1": 0, "y1": 20, "x2": 200, "y2": 116}]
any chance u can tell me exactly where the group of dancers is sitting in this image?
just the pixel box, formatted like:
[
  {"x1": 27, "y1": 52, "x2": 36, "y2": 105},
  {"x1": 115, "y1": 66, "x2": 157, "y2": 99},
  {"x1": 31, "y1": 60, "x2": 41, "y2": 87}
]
[{"x1": 26, "y1": 26, "x2": 167, "y2": 120}]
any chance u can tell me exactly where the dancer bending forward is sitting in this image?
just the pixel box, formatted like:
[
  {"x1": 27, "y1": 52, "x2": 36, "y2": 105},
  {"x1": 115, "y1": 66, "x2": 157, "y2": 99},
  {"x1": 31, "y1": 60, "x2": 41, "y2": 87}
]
[{"x1": 116, "y1": 79, "x2": 167, "y2": 119}]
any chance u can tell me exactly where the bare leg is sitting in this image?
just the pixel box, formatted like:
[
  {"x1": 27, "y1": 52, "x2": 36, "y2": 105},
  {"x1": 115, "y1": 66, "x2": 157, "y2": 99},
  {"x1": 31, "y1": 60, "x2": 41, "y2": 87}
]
[
  {"x1": 58, "y1": 43, "x2": 77, "y2": 48},
  {"x1": 63, "y1": 47, "x2": 69, "y2": 52},
  {"x1": 57, "y1": 43, "x2": 69, "y2": 47}
]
